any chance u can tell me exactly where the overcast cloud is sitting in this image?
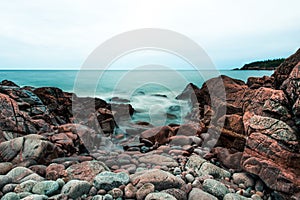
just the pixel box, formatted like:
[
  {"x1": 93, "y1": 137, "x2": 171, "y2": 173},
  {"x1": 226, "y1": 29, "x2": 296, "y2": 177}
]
[{"x1": 0, "y1": 0, "x2": 299, "y2": 69}]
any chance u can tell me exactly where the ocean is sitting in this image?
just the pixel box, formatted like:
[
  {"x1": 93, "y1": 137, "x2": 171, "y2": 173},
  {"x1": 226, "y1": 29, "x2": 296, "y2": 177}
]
[{"x1": 0, "y1": 70, "x2": 273, "y2": 126}]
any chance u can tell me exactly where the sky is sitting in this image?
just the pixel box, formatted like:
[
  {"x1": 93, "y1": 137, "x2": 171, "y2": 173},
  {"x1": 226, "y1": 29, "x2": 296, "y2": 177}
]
[{"x1": 0, "y1": 0, "x2": 299, "y2": 70}]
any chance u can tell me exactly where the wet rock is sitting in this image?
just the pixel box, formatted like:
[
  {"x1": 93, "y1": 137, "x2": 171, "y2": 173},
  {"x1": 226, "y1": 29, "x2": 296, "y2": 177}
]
[
  {"x1": 61, "y1": 180, "x2": 91, "y2": 199},
  {"x1": 65, "y1": 160, "x2": 109, "y2": 182},
  {"x1": 136, "y1": 183, "x2": 155, "y2": 200},
  {"x1": 188, "y1": 188, "x2": 218, "y2": 200},
  {"x1": 32, "y1": 180, "x2": 59, "y2": 196},
  {"x1": 93, "y1": 171, "x2": 129, "y2": 191},
  {"x1": 130, "y1": 169, "x2": 185, "y2": 191},
  {"x1": 145, "y1": 192, "x2": 177, "y2": 200},
  {"x1": 138, "y1": 154, "x2": 178, "y2": 167},
  {"x1": 202, "y1": 179, "x2": 230, "y2": 199}
]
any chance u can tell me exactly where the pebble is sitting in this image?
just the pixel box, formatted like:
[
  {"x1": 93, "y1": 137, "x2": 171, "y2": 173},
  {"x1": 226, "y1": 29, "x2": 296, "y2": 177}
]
[
  {"x1": 124, "y1": 183, "x2": 137, "y2": 199},
  {"x1": 2, "y1": 184, "x2": 17, "y2": 194},
  {"x1": 91, "y1": 195, "x2": 104, "y2": 200},
  {"x1": 173, "y1": 167, "x2": 182, "y2": 175},
  {"x1": 108, "y1": 188, "x2": 123, "y2": 199},
  {"x1": 185, "y1": 174, "x2": 195, "y2": 183},
  {"x1": 103, "y1": 194, "x2": 113, "y2": 200}
]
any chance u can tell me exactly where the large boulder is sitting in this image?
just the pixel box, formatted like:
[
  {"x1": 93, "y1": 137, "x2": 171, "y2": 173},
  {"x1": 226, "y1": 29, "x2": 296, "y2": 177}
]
[
  {"x1": 272, "y1": 48, "x2": 300, "y2": 89},
  {"x1": 0, "y1": 134, "x2": 58, "y2": 165}
]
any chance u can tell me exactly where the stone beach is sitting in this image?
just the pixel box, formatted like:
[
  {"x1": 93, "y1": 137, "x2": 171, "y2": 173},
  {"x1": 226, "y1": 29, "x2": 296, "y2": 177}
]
[{"x1": 0, "y1": 49, "x2": 300, "y2": 199}]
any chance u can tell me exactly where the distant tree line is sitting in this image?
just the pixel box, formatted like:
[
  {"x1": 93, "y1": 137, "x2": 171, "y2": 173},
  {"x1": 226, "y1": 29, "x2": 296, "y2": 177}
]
[{"x1": 239, "y1": 58, "x2": 285, "y2": 70}]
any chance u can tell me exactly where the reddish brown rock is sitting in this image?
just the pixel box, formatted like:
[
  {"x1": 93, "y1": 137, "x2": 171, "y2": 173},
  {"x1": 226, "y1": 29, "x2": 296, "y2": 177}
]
[
  {"x1": 247, "y1": 76, "x2": 274, "y2": 89},
  {"x1": 140, "y1": 126, "x2": 174, "y2": 145},
  {"x1": 272, "y1": 48, "x2": 300, "y2": 89},
  {"x1": 0, "y1": 134, "x2": 58, "y2": 165},
  {"x1": 46, "y1": 163, "x2": 66, "y2": 180},
  {"x1": 65, "y1": 161, "x2": 109, "y2": 182},
  {"x1": 241, "y1": 132, "x2": 300, "y2": 193}
]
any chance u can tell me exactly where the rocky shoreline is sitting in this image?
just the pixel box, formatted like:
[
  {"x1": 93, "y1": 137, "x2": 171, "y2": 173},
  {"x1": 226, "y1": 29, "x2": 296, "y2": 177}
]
[{"x1": 0, "y1": 49, "x2": 300, "y2": 200}]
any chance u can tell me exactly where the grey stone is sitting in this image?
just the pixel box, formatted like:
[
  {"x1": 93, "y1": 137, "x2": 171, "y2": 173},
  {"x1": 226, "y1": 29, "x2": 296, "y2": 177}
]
[
  {"x1": 2, "y1": 184, "x2": 17, "y2": 194},
  {"x1": 6, "y1": 167, "x2": 44, "y2": 184},
  {"x1": 93, "y1": 171, "x2": 129, "y2": 191},
  {"x1": 185, "y1": 155, "x2": 207, "y2": 172},
  {"x1": 61, "y1": 180, "x2": 91, "y2": 199},
  {"x1": 103, "y1": 194, "x2": 113, "y2": 200},
  {"x1": 223, "y1": 193, "x2": 251, "y2": 200},
  {"x1": 1, "y1": 192, "x2": 20, "y2": 200},
  {"x1": 198, "y1": 162, "x2": 231, "y2": 179},
  {"x1": 188, "y1": 188, "x2": 218, "y2": 200},
  {"x1": 21, "y1": 194, "x2": 48, "y2": 200},
  {"x1": 17, "y1": 192, "x2": 32, "y2": 199},
  {"x1": 14, "y1": 180, "x2": 37, "y2": 193},
  {"x1": 202, "y1": 179, "x2": 230, "y2": 199},
  {"x1": 91, "y1": 195, "x2": 103, "y2": 200},
  {"x1": 32, "y1": 180, "x2": 59, "y2": 196},
  {"x1": 145, "y1": 192, "x2": 177, "y2": 200},
  {"x1": 0, "y1": 175, "x2": 12, "y2": 190},
  {"x1": 232, "y1": 173, "x2": 255, "y2": 188}
]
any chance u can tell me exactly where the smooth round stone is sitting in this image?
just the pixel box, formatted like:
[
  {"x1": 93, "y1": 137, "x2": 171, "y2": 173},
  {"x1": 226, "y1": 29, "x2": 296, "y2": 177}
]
[
  {"x1": 0, "y1": 163, "x2": 13, "y2": 175},
  {"x1": 2, "y1": 184, "x2": 17, "y2": 194},
  {"x1": 32, "y1": 180, "x2": 59, "y2": 196},
  {"x1": 91, "y1": 195, "x2": 104, "y2": 200},
  {"x1": 185, "y1": 174, "x2": 195, "y2": 183},
  {"x1": 17, "y1": 192, "x2": 32, "y2": 199},
  {"x1": 145, "y1": 192, "x2": 177, "y2": 200},
  {"x1": 61, "y1": 180, "x2": 91, "y2": 199},
  {"x1": 21, "y1": 194, "x2": 48, "y2": 200},
  {"x1": 56, "y1": 178, "x2": 65, "y2": 188},
  {"x1": 103, "y1": 194, "x2": 113, "y2": 200},
  {"x1": 1, "y1": 192, "x2": 20, "y2": 200},
  {"x1": 108, "y1": 188, "x2": 123, "y2": 199},
  {"x1": 251, "y1": 194, "x2": 263, "y2": 200},
  {"x1": 93, "y1": 172, "x2": 129, "y2": 191},
  {"x1": 173, "y1": 167, "x2": 182, "y2": 175},
  {"x1": 202, "y1": 179, "x2": 230, "y2": 199},
  {"x1": 136, "y1": 183, "x2": 155, "y2": 200}
]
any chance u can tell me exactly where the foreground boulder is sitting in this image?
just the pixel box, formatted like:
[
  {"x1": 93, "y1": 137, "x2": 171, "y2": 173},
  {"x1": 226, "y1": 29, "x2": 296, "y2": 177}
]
[{"x1": 0, "y1": 135, "x2": 58, "y2": 165}]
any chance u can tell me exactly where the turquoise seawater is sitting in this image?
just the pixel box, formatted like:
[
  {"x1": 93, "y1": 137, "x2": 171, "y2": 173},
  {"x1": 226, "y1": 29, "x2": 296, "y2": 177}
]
[{"x1": 0, "y1": 70, "x2": 273, "y2": 125}]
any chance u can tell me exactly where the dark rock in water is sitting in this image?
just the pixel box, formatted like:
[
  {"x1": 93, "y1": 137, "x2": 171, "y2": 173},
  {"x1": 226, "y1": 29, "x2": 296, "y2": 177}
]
[
  {"x1": 151, "y1": 94, "x2": 168, "y2": 98},
  {"x1": 140, "y1": 126, "x2": 175, "y2": 145},
  {"x1": 0, "y1": 80, "x2": 19, "y2": 87},
  {"x1": 109, "y1": 97, "x2": 130, "y2": 103}
]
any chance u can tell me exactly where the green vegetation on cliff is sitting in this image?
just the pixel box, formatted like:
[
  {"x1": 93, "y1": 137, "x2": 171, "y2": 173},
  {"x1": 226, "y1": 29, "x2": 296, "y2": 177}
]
[{"x1": 237, "y1": 58, "x2": 285, "y2": 70}]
